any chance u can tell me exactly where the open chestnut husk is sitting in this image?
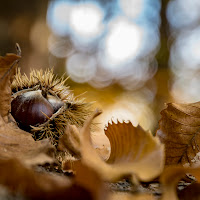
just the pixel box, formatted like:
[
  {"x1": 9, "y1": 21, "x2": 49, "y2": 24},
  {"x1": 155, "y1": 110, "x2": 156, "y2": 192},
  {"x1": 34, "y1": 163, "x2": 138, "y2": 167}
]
[{"x1": 11, "y1": 69, "x2": 93, "y2": 144}]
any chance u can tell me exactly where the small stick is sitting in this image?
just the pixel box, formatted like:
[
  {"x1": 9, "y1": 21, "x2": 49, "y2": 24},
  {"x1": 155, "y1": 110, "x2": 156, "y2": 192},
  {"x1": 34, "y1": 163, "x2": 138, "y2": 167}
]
[{"x1": 15, "y1": 43, "x2": 21, "y2": 56}]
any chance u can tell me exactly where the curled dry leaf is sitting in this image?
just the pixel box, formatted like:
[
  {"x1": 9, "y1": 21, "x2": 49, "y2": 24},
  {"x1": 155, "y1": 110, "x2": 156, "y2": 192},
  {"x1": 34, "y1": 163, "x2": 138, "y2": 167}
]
[
  {"x1": 0, "y1": 53, "x2": 21, "y2": 122},
  {"x1": 105, "y1": 121, "x2": 164, "y2": 181},
  {"x1": 58, "y1": 124, "x2": 81, "y2": 157},
  {"x1": 59, "y1": 124, "x2": 110, "y2": 170},
  {"x1": 0, "y1": 158, "x2": 108, "y2": 200},
  {"x1": 77, "y1": 110, "x2": 164, "y2": 182},
  {"x1": 157, "y1": 102, "x2": 200, "y2": 165},
  {"x1": 160, "y1": 165, "x2": 200, "y2": 200},
  {"x1": 57, "y1": 125, "x2": 81, "y2": 173}
]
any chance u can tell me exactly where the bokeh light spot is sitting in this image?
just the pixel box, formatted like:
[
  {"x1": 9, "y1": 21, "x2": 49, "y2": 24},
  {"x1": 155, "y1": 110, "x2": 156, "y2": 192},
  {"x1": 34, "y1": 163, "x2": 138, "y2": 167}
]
[
  {"x1": 47, "y1": 1, "x2": 71, "y2": 36},
  {"x1": 119, "y1": 0, "x2": 143, "y2": 19},
  {"x1": 102, "y1": 17, "x2": 143, "y2": 69},
  {"x1": 167, "y1": 0, "x2": 200, "y2": 29},
  {"x1": 48, "y1": 35, "x2": 75, "y2": 58},
  {"x1": 69, "y1": 3, "x2": 104, "y2": 40},
  {"x1": 66, "y1": 53, "x2": 97, "y2": 83}
]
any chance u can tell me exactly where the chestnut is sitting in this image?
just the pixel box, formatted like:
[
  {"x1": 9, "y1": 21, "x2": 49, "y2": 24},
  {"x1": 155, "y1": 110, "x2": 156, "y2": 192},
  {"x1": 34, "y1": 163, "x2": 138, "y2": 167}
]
[{"x1": 11, "y1": 90, "x2": 55, "y2": 131}]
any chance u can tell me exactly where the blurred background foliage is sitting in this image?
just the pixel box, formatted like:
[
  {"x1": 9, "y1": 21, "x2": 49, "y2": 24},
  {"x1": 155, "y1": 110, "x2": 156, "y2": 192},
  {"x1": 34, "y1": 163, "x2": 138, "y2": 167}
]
[{"x1": 0, "y1": 0, "x2": 197, "y2": 133}]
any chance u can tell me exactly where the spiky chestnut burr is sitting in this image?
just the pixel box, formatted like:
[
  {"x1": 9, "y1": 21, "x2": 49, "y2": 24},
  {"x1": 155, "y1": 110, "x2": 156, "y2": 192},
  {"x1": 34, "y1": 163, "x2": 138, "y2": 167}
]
[{"x1": 11, "y1": 68, "x2": 93, "y2": 144}]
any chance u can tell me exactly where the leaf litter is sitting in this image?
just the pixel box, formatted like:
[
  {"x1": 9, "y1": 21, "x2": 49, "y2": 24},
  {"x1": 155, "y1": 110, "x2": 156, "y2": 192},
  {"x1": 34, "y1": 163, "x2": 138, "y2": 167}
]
[
  {"x1": 1, "y1": 46, "x2": 200, "y2": 199},
  {"x1": 157, "y1": 102, "x2": 200, "y2": 165}
]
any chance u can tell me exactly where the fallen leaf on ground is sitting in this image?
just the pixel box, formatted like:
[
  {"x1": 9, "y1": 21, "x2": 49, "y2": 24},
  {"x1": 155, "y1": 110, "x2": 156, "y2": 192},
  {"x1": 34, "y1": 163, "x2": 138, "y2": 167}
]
[
  {"x1": 157, "y1": 102, "x2": 200, "y2": 165},
  {"x1": 75, "y1": 110, "x2": 164, "y2": 182},
  {"x1": 0, "y1": 115, "x2": 55, "y2": 166},
  {"x1": 95, "y1": 146, "x2": 110, "y2": 161},
  {"x1": 58, "y1": 124, "x2": 81, "y2": 158},
  {"x1": 160, "y1": 165, "x2": 200, "y2": 200},
  {"x1": 105, "y1": 121, "x2": 164, "y2": 181},
  {"x1": 0, "y1": 53, "x2": 21, "y2": 122},
  {"x1": 59, "y1": 124, "x2": 110, "y2": 169},
  {"x1": 74, "y1": 160, "x2": 108, "y2": 200},
  {"x1": 91, "y1": 130, "x2": 110, "y2": 161},
  {"x1": 0, "y1": 158, "x2": 108, "y2": 200},
  {"x1": 178, "y1": 182, "x2": 200, "y2": 200},
  {"x1": 110, "y1": 192, "x2": 156, "y2": 200}
]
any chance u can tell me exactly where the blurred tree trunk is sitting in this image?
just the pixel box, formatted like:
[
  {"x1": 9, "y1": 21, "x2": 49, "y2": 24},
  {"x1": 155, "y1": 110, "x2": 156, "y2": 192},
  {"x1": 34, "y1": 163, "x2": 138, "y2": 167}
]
[
  {"x1": 156, "y1": 0, "x2": 170, "y2": 68},
  {"x1": 154, "y1": 0, "x2": 171, "y2": 129}
]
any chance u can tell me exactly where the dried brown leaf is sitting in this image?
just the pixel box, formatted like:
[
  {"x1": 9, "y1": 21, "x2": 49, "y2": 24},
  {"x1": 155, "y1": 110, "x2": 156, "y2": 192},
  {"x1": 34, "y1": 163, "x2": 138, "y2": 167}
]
[
  {"x1": 0, "y1": 158, "x2": 108, "y2": 200},
  {"x1": 160, "y1": 165, "x2": 200, "y2": 200},
  {"x1": 60, "y1": 124, "x2": 110, "y2": 169},
  {"x1": 78, "y1": 110, "x2": 164, "y2": 182},
  {"x1": 110, "y1": 193, "x2": 156, "y2": 200},
  {"x1": 95, "y1": 146, "x2": 110, "y2": 161},
  {"x1": 156, "y1": 102, "x2": 200, "y2": 165},
  {"x1": 178, "y1": 182, "x2": 200, "y2": 200},
  {"x1": 0, "y1": 114, "x2": 55, "y2": 166},
  {"x1": 58, "y1": 124, "x2": 81, "y2": 157},
  {"x1": 74, "y1": 160, "x2": 109, "y2": 200},
  {"x1": 0, "y1": 53, "x2": 21, "y2": 122},
  {"x1": 62, "y1": 154, "x2": 81, "y2": 173},
  {"x1": 105, "y1": 121, "x2": 164, "y2": 180}
]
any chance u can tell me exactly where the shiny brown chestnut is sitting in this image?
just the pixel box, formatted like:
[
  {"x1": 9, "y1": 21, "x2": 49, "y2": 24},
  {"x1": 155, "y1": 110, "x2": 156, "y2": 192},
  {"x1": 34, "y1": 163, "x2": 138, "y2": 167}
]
[{"x1": 11, "y1": 90, "x2": 63, "y2": 131}]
